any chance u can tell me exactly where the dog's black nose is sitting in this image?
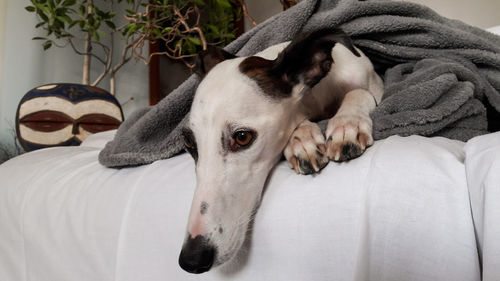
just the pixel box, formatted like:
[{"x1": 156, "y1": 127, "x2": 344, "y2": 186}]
[{"x1": 179, "y1": 235, "x2": 216, "y2": 274}]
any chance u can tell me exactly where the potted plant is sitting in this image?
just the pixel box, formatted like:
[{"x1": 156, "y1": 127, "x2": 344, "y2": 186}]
[
  {"x1": 20, "y1": 0, "x2": 243, "y2": 151},
  {"x1": 26, "y1": 0, "x2": 244, "y2": 93}
]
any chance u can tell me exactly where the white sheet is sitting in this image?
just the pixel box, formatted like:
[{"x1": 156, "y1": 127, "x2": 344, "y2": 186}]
[
  {"x1": 0, "y1": 132, "x2": 482, "y2": 281},
  {"x1": 465, "y1": 132, "x2": 500, "y2": 281}
]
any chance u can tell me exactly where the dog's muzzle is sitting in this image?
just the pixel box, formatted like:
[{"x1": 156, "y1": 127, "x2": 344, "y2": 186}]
[{"x1": 179, "y1": 235, "x2": 216, "y2": 274}]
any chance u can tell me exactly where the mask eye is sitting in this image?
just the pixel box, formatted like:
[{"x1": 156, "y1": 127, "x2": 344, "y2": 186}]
[{"x1": 230, "y1": 130, "x2": 256, "y2": 151}]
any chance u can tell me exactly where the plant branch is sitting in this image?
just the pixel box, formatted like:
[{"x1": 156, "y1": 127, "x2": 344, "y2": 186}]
[
  {"x1": 238, "y1": 0, "x2": 257, "y2": 26},
  {"x1": 112, "y1": 36, "x2": 140, "y2": 74},
  {"x1": 91, "y1": 0, "x2": 115, "y2": 87},
  {"x1": 82, "y1": 0, "x2": 93, "y2": 85},
  {"x1": 68, "y1": 38, "x2": 107, "y2": 65}
]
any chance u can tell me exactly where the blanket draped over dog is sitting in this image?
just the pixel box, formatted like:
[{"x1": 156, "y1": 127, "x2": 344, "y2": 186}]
[{"x1": 99, "y1": 0, "x2": 500, "y2": 168}]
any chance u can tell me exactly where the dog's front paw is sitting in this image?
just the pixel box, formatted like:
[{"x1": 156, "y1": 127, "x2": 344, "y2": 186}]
[
  {"x1": 284, "y1": 120, "x2": 329, "y2": 175},
  {"x1": 325, "y1": 112, "x2": 373, "y2": 162}
]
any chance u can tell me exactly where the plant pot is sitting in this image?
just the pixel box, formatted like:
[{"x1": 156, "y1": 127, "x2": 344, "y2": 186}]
[{"x1": 16, "y1": 83, "x2": 124, "y2": 152}]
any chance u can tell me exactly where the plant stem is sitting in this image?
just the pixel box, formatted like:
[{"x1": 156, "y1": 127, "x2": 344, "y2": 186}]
[
  {"x1": 110, "y1": 72, "x2": 115, "y2": 95},
  {"x1": 91, "y1": 0, "x2": 115, "y2": 92},
  {"x1": 108, "y1": 0, "x2": 115, "y2": 95},
  {"x1": 82, "y1": 0, "x2": 93, "y2": 85},
  {"x1": 238, "y1": 0, "x2": 257, "y2": 26}
]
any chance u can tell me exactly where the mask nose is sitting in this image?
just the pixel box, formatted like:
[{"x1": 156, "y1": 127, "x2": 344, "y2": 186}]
[{"x1": 179, "y1": 235, "x2": 216, "y2": 274}]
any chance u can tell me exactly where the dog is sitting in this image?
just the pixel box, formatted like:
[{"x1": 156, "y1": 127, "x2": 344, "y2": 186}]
[{"x1": 178, "y1": 28, "x2": 384, "y2": 273}]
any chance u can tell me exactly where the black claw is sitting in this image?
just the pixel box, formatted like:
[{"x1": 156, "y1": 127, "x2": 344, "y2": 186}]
[
  {"x1": 338, "y1": 142, "x2": 363, "y2": 162},
  {"x1": 297, "y1": 158, "x2": 315, "y2": 175},
  {"x1": 316, "y1": 152, "x2": 329, "y2": 170},
  {"x1": 316, "y1": 149, "x2": 324, "y2": 158},
  {"x1": 297, "y1": 153, "x2": 329, "y2": 175}
]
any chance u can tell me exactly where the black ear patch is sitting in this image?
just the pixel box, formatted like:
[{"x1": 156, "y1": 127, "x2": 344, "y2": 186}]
[
  {"x1": 239, "y1": 56, "x2": 293, "y2": 98},
  {"x1": 195, "y1": 45, "x2": 237, "y2": 77},
  {"x1": 239, "y1": 28, "x2": 360, "y2": 98}
]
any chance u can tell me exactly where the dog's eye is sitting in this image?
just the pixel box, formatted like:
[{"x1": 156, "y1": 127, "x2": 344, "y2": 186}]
[
  {"x1": 232, "y1": 130, "x2": 255, "y2": 148},
  {"x1": 181, "y1": 128, "x2": 198, "y2": 161},
  {"x1": 183, "y1": 135, "x2": 195, "y2": 149}
]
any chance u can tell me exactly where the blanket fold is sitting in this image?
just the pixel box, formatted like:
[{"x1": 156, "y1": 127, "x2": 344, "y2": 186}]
[{"x1": 99, "y1": 0, "x2": 500, "y2": 168}]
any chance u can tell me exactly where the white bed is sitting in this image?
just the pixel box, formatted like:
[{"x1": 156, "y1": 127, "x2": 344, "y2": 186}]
[
  {"x1": 2, "y1": 25, "x2": 500, "y2": 281},
  {"x1": 2, "y1": 129, "x2": 500, "y2": 281}
]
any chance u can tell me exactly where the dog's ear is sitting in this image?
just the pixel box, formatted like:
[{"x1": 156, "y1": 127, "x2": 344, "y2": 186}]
[
  {"x1": 195, "y1": 46, "x2": 237, "y2": 77},
  {"x1": 240, "y1": 28, "x2": 360, "y2": 98},
  {"x1": 273, "y1": 28, "x2": 360, "y2": 88}
]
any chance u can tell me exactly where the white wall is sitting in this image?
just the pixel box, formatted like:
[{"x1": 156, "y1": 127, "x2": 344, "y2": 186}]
[
  {"x1": 244, "y1": 0, "x2": 282, "y2": 31},
  {"x1": 0, "y1": 0, "x2": 7, "y2": 143},
  {"x1": 1, "y1": 0, "x2": 44, "y2": 145},
  {"x1": 407, "y1": 0, "x2": 500, "y2": 29},
  {"x1": 0, "y1": 0, "x2": 148, "y2": 146},
  {"x1": 244, "y1": 0, "x2": 500, "y2": 29}
]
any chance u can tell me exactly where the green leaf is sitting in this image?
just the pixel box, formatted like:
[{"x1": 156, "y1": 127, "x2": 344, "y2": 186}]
[
  {"x1": 56, "y1": 15, "x2": 71, "y2": 24},
  {"x1": 61, "y1": 15, "x2": 73, "y2": 23},
  {"x1": 53, "y1": 18, "x2": 64, "y2": 29},
  {"x1": 187, "y1": 36, "x2": 202, "y2": 46},
  {"x1": 87, "y1": 15, "x2": 94, "y2": 26},
  {"x1": 78, "y1": 4, "x2": 85, "y2": 15},
  {"x1": 175, "y1": 40, "x2": 183, "y2": 50},
  {"x1": 152, "y1": 28, "x2": 162, "y2": 37},
  {"x1": 32, "y1": 36, "x2": 46, "y2": 40},
  {"x1": 62, "y1": 0, "x2": 76, "y2": 6},
  {"x1": 94, "y1": 7, "x2": 106, "y2": 18},
  {"x1": 35, "y1": 22, "x2": 45, "y2": 28},
  {"x1": 104, "y1": 20, "x2": 116, "y2": 30},
  {"x1": 25, "y1": 6, "x2": 36, "y2": 12},
  {"x1": 125, "y1": 23, "x2": 137, "y2": 36},
  {"x1": 183, "y1": 39, "x2": 197, "y2": 54},
  {"x1": 43, "y1": 41, "x2": 52, "y2": 50},
  {"x1": 216, "y1": 0, "x2": 231, "y2": 9},
  {"x1": 162, "y1": 26, "x2": 173, "y2": 33},
  {"x1": 205, "y1": 24, "x2": 219, "y2": 34},
  {"x1": 92, "y1": 31, "x2": 100, "y2": 41},
  {"x1": 224, "y1": 33, "x2": 235, "y2": 39},
  {"x1": 37, "y1": 10, "x2": 49, "y2": 21},
  {"x1": 47, "y1": 0, "x2": 55, "y2": 9},
  {"x1": 68, "y1": 20, "x2": 78, "y2": 28}
]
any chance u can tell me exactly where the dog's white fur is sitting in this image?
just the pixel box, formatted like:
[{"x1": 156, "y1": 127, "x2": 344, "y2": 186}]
[{"x1": 181, "y1": 34, "x2": 384, "y2": 272}]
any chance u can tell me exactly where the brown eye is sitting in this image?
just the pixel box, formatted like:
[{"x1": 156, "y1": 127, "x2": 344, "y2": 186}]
[
  {"x1": 183, "y1": 135, "x2": 195, "y2": 149},
  {"x1": 233, "y1": 131, "x2": 253, "y2": 147}
]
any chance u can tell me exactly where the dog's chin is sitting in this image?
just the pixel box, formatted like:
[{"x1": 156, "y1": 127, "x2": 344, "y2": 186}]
[{"x1": 213, "y1": 229, "x2": 247, "y2": 268}]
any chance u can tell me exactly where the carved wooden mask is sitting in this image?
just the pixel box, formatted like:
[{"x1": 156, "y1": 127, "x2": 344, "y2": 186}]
[{"x1": 16, "y1": 84, "x2": 123, "y2": 151}]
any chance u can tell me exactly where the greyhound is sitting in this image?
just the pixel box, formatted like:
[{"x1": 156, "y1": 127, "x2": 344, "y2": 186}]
[{"x1": 178, "y1": 28, "x2": 384, "y2": 273}]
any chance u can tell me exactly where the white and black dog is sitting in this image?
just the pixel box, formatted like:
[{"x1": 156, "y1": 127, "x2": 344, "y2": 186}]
[{"x1": 179, "y1": 28, "x2": 384, "y2": 273}]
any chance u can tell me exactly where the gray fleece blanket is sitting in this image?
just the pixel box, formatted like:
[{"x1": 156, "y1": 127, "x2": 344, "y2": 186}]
[{"x1": 99, "y1": 0, "x2": 500, "y2": 168}]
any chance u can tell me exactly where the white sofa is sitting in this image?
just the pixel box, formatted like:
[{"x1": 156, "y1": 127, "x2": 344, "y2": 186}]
[{"x1": 1, "y1": 129, "x2": 500, "y2": 281}]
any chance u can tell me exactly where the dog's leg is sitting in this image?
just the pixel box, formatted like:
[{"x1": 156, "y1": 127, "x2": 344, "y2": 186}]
[
  {"x1": 325, "y1": 88, "x2": 378, "y2": 162},
  {"x1": 284, "y1": 120, "x2": 329, "y2": 175}
]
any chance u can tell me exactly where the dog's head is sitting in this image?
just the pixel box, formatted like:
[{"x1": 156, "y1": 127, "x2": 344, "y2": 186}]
[{"x1": 179, "y1": 29, "x2": 357, "y2": 273}]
